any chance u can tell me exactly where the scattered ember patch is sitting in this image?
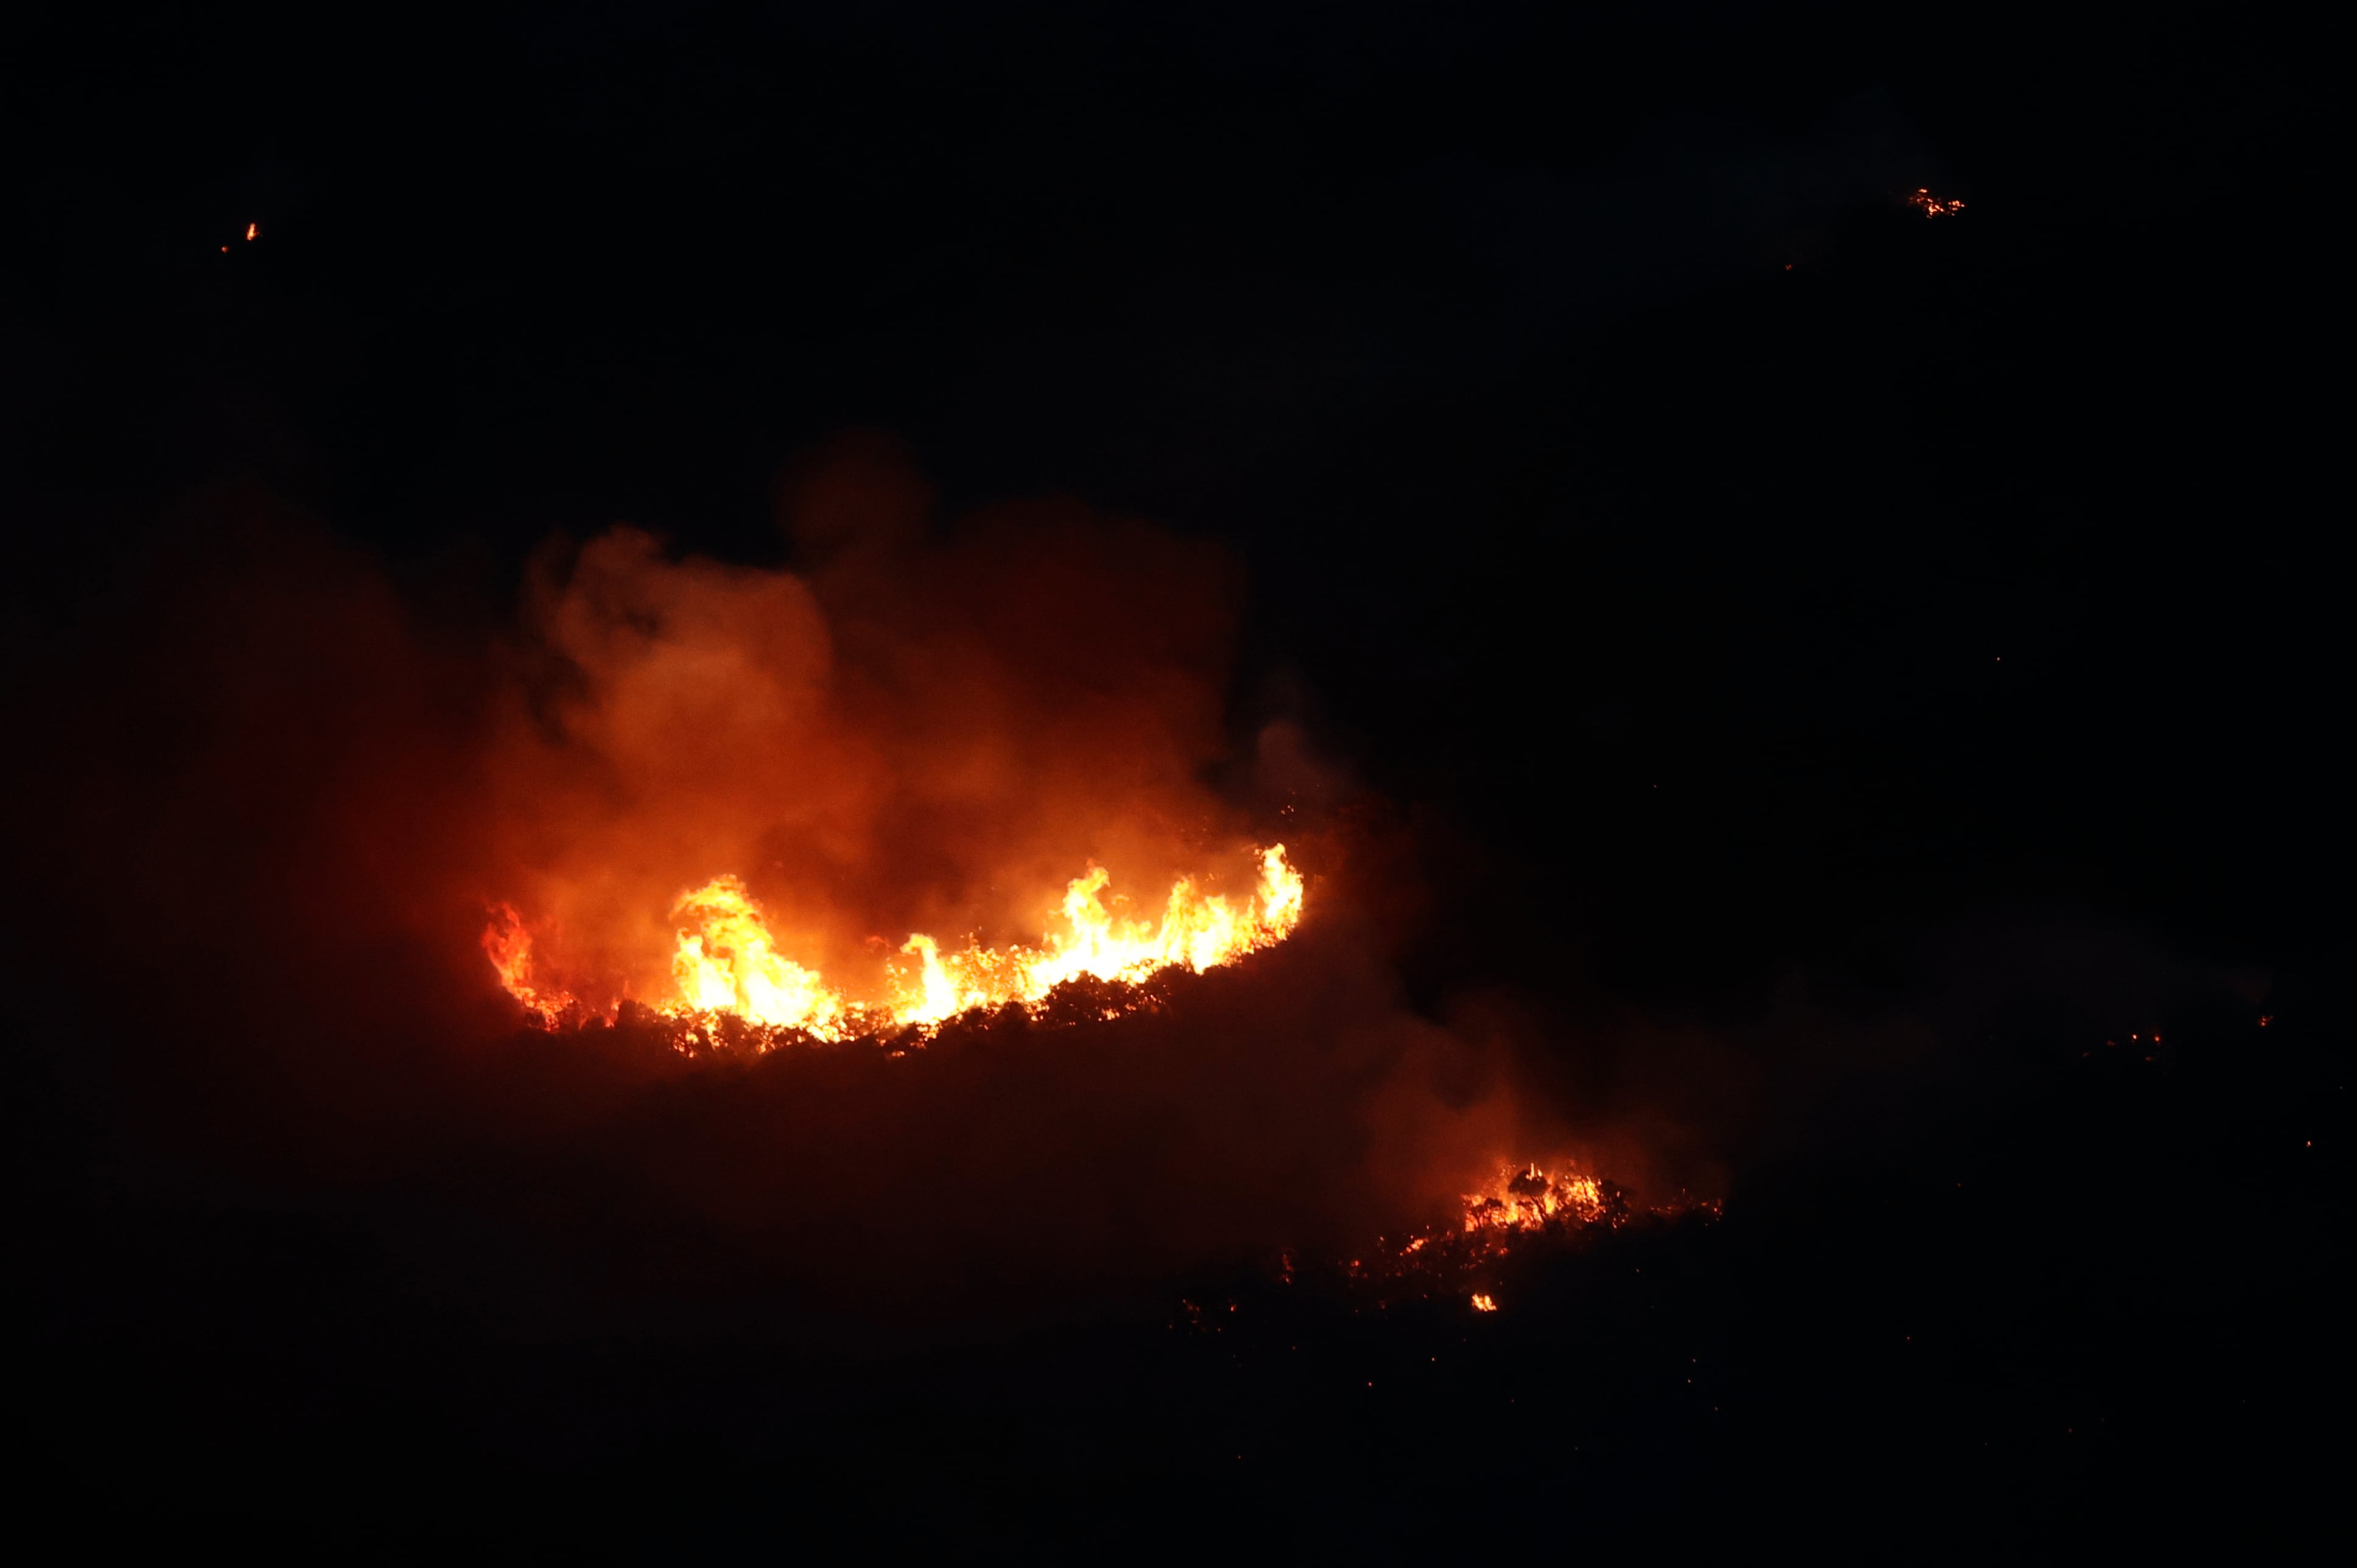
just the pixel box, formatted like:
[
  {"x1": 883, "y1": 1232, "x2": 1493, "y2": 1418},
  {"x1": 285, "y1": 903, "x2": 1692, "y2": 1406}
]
[
  {"x1": 1341, "y1": 1162, "x2": 1720, "y2": 1311},
  {"x1": 1904, "y1": 187, "x2": 1964, "y2": 217}
]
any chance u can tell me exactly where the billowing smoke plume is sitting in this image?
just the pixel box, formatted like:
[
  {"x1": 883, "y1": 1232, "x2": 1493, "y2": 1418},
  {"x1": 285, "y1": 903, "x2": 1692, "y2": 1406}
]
[
  {"x1": 489, "y1": 433, "x2": 1269, "y2": 1007},
  {"x1": 5, "y1": 440, "x2": 1564, "y2": 1331}
]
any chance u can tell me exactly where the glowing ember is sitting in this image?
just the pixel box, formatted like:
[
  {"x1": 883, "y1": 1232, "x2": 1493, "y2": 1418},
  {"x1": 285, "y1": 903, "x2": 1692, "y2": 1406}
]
[
  {"x1": 245, "y1": 222, "x2": 260, "y2": 240},
  {"x1": 489, "y1": 844, "x2": 1305, "y2": 1043},
  {"x1": 1904, "y1": 187, "x2": 1964, "y2": 218},
  {"x1": 1471, "y1": 1292, "x2": 1498, "y2": 1312}
]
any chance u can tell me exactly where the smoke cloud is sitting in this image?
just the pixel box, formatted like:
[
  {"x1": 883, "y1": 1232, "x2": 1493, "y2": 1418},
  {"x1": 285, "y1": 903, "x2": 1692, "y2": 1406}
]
[{"x1": 6, "y1": 441, "x2": 1565, "y2": 1333}]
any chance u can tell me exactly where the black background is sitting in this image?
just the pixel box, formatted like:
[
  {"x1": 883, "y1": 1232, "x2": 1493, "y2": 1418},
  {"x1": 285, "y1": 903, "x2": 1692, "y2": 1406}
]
[{"x1": 3, "y1": 2, "x2": 2345, "y2": 1553}]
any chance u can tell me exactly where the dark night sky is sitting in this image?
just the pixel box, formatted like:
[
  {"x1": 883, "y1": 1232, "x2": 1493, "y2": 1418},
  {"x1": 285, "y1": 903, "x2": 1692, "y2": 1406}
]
[{"x1": 2, "y1": 2, "x2": 2346, "y2": 1554}]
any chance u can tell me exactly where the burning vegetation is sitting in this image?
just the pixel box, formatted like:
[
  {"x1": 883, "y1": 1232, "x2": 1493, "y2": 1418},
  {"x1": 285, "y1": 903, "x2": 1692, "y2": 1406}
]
[
  {"x1": 486, "y1": 844, "x2": 1306, "y2": 1046},
  {"x1": 10, "y1": 443, "x2": 1712, "y2": 1326},
  {"x1": 1345, "y1": 1162, "x2": 1714, "y2": 1309},
  {"x1": 1175, "y1": 1162, "x2": 1717, "y2": 1326}
]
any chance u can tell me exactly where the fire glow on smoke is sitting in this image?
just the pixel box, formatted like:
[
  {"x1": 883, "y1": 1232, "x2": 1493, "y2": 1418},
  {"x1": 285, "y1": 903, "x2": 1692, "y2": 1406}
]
[
  {"x1": 487, "y1": 844, "x2": 1305, "y2": 1043},
  {"x1": 7, "y1": 458, "x2": 1729, "y2": 1327}
]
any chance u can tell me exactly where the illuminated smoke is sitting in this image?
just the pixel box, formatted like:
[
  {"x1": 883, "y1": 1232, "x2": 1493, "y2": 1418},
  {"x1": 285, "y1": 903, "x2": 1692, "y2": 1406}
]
[{"x1": 5, "y1": 457, "x2": 1611, "y2": 1324}]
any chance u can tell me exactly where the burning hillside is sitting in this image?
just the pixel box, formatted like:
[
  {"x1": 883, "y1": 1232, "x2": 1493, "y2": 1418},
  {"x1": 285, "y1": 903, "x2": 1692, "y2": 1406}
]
[
  {"x1": 486, "y1": 844, "x2": 1305, "y2": 1045},
  {"x1": 1337, "y1": 1161, "x2": 1719, "y2": 1310},
  {"x1": 2, "y1": 447, "x2": 1659, "y2": 1326}
]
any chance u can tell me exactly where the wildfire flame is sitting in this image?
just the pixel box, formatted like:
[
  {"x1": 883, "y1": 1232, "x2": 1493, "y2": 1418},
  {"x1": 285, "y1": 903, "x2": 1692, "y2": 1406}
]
[
  {"x1": 490, "y1": 844, "x2": 1306, "y2": 1043},
  {"x1": 1904, "y1": 187, "x2": 1964, "y2": 218},
  {"x1": 670, "y1": 877, "x2": 848, "y2": 1035},
  {"x1": 1337, "y1": 1158, "x2": 1727, "y2": 1310},
  {"x1": 1463, "y1": 1163, "x2": 1607, "y2": 1234},
  {"x1": 481, "y1": 902, "x2": 564, "y2": 1021}
]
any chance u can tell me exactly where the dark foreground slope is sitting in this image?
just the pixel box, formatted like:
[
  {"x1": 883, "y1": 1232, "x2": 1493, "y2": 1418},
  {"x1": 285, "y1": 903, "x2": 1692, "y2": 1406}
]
[{"x1": 5, "y1": 975, "x2": 2345, "y2": 1556}]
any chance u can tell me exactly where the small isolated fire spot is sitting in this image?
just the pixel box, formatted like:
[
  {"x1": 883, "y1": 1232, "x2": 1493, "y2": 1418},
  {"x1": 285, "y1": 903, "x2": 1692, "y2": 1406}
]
[
  {"x1": 246, "y1": 222, "x2": 259, "y2": 240},
  {"x1": 1905, "y1": 187, "x2": 1965, "y2": 217},
  {"x1": 1338, "y1": 1161, "x2": 1712, "y2": 1302}
]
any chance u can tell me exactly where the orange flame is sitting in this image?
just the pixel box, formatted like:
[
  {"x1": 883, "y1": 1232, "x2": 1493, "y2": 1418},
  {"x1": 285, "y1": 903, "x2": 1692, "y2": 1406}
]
[
  {"x1": 669, "y1": 877, "x2": 846, "y2": 1035},
  {"x1": 1904, "y1": 187, "x2": 1964, "y2": 218},
  {"x1": 1340, "y1": 1160, "x2": 1641, "y2": 1300},
  {"x1": 481, "y1": 901, "x2": 575, "y2": 1022},
  {"x1": 1463, "y1": 1162, "x2": 1606, "y2": 1234},
  {"x1": 489, "y1": 844, "x2": 1306, "y2": 1042}
]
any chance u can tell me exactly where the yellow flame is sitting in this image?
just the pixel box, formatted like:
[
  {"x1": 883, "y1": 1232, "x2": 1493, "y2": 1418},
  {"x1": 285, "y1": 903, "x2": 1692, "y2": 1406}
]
[
  {"x1": 491, "y1": 845, "x2": 1306, "y2": 1041},
  {"x1": 668, "y1": 876, "x2": 846, "y2": 1035},
  {"x1": 482, "y1": 901, "x2": 573, "y2": 1021},
  {"x1": 1462, "y1": 1163, "x2": 1605, "y2": 1233},
  {"x1": 862, "y1": 847, "x2": 1302, "y2": 1031}
]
